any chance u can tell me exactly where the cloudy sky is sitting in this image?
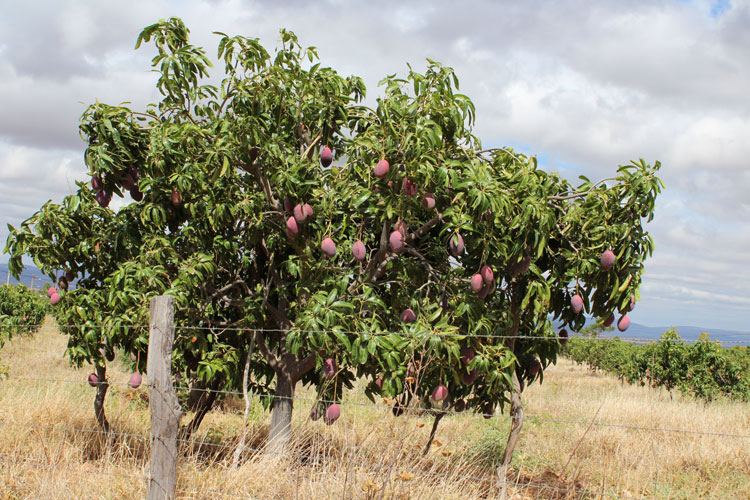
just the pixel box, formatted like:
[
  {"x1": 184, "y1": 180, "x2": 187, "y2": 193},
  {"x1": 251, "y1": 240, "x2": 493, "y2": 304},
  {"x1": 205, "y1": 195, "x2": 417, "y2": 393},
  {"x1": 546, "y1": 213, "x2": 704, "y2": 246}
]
[{"x1": 1, "y1": 0, "x2": 748, "y2": 332}]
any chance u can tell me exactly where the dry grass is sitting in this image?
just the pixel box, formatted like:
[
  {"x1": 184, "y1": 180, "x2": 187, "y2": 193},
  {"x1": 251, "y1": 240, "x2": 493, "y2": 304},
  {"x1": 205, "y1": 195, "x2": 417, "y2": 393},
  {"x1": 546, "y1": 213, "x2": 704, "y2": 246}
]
[{"x1": 0, "y1": 318, "x2": 748, "y2": 499}]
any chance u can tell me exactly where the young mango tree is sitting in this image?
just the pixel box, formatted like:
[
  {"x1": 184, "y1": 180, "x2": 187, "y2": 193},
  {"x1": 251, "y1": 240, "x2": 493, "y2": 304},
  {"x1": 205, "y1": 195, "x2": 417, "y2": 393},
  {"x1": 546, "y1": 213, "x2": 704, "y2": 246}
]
[
  {"x1": 4, "y1": 17, "x2": 662, "y2": 467},
  {"x1": 0, "y1": 284, "x2": 47, "y2": 347}
]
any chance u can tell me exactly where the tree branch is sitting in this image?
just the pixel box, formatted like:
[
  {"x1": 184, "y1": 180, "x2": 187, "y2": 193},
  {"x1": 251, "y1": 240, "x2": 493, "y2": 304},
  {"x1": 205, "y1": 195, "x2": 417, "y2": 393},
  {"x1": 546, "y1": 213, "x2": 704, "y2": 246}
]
[
  {"x1": 205, "y1": 317, "x2": 243, "y2": 327},
  {"x1": 347, "y1": 220, "x2": 391, "y2": 295},
  {"x1": 405, "y1": 247, "x2": 440, "y2": 282},
  {"x1": 476, "y1": 147, "x2": 522, "y2": 163},
  {"x1": 406, "y1": 213, "x2": 444, "y2": 244},
  {"x1": 255, "y1": 332, "x2": 278, "y2": 371},
  {"x1": 372, "y1": 253, "x2": 400, "y2": 280},
  {"x1": 293, "y1": 352, "x2": 317, "y2": 381},
  {"x1": 201, "y1": 279, "x2": 249, "y2": 314},
  {"x1": 549, "y1": 177, "x2": 618, "y2": 201},
  {"x1": 238, "y1": 159, "x2": 283, "y2": 213},
  {"x1": 301, "y1": 133, "x2": 322, "y2": 161}
]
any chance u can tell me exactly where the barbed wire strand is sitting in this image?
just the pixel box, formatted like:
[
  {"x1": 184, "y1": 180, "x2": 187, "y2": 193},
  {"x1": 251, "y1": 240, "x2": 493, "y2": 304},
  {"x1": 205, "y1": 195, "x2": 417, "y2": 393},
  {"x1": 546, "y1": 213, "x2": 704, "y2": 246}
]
[
  {"x1": 0, "y1": 456, "x2": 146, "y2": 482},
  {"x1": 177, "y1": 484, "x2": 262, "y2": 500},
  {"x1": 0, "y1": 419, "x2": 240, "y2": 453}
]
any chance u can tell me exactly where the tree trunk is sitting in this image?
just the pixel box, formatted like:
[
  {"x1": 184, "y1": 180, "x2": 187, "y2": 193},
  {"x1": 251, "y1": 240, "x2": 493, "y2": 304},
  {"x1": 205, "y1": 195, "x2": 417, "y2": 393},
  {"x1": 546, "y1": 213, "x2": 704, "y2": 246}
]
[
  {"x1": 422, "y1": 412, "x2": 445, "y2": 456},
  {"x1": 232, "y1": 335, "x2": 256, "y2": 468},
  {"x1": 93, "y1": 365, "x2": 113, "y2": 440},
  {"x1": 266, "y1": 370, "x2": 295, "y2": 458},
  {"x1": 497, "y1": 294, "x2": 523, "y2": 500},
  {"x1": 180, "y1": 379, "x2": 220, "y2": 441},
  {"x1": 497, "y1": 370, "x2": 524, "y2": 499}
]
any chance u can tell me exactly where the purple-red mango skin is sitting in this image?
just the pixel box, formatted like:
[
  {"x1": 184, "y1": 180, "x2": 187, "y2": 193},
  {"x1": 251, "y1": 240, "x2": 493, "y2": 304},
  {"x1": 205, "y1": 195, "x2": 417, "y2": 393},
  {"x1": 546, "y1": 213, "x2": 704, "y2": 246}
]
[
  {"x1": 432, "y1": 384, "x2": 449, "y2": 401},
  {"x1": 321, "y1": 146, "x2": 333, "y2": 167},
  {"x1": 374, "y1": 159, "x2": 389, "y2": 178},
  {"x1": 601, "y1": 250, "x2": 615, "y2": 270},
  {"x1": 171, "y1": 189, "x2": 182, "y2": 206},
  {"x1": 461, "y1": 370, "x2": 478, "y2": 385},
  {"x1": 96, "y1": 191, "x2": 110, "y2": 208},
  {"x1": 389, "y1": 231, "x2": 404, "y2": 252},
  {"x1": 401, "y1": 308, "x2": 416, "y2": 323},
  {"x1": 449, "y1": 233, "x2": 464, "y2": 256},
  {"x1": 321, "y1": 238, "x2": 337, "y2": 257},
  {"x1": 286, "y1": 216, "x2": 299, "y2": 236},
  {"x1": 603, "y1": 313, "x2": 615, "y2": 327},
  {"x1": 402, "y1": 178, "x2": 417, "y2": 197},
  {"x1": 470, "y1": 274, "x2": 483, "y2": 292},
  {"x1": 293, "y1": 204, "x2": 306, "y2": 223},
  {"x1": 478, "y1": 280, "x2": 495, "y2": 299},
  {"x1": 323, "y1": 358, "x2": 337, "y2": 379},
  {"x1": 571, "y1": 294, "x2": 583, "y2": 313},
  {"x1": 480, "y1": 265, "x2": 494, "y2": 284},
  {"x1": 618, "y1": 314, "x2": 631, "y2": 332},
  {"x1": 324, "y1": 404, "x2": 340, "y2": 425},
  {"x1": 352, "y1": 241, "x2": 366, "y2": 261},
  {"x1": 460, "y1": 346, "x2": 475, "y2": 365}
]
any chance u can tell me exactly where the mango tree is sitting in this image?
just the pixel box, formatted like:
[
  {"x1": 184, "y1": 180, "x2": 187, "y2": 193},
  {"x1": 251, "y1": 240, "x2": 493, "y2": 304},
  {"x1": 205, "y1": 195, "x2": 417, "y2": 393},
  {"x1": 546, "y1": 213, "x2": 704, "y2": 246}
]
[
  {"x1": 0, "y1": 284, "x2": 47, "y2": 347},
  {"x1": 4, "y1": 17, "x2": 662, "y2": 466}
]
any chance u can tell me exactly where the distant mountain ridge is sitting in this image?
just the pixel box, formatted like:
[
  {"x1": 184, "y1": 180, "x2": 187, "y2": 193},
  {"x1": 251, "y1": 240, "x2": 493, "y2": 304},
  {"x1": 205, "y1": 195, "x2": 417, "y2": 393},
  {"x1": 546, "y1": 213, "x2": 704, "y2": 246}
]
[
  {"x1": 3, "y1": 263, "x2": 748, "y2": 345},
  {"x1": 0, "y1": 262, "x2": 51, "y2": 289},
  {"x1": 604, "y1": 322, "x2": 750, "y2": 345}
]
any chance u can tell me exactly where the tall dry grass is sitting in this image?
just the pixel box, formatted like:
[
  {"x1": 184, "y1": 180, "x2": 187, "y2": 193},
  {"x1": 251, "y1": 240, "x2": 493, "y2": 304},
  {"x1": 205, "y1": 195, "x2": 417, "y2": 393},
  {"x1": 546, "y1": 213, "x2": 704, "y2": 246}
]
[{"x1": 0, "y1": 318, "x2": 748, "y2": 499}]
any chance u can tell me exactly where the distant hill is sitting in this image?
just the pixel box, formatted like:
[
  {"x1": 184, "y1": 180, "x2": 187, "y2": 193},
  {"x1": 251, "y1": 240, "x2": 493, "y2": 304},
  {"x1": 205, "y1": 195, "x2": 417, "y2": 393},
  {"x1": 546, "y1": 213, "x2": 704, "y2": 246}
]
[
  {"x1": 0, "y1": 262, "x2": 52, "y2": 290},
  {"x1": 555, "y1": 318, "x2": 750, "y2": 347},
  {"x1": 600, "y1": 322, "x2": 750, "y2": 346}
]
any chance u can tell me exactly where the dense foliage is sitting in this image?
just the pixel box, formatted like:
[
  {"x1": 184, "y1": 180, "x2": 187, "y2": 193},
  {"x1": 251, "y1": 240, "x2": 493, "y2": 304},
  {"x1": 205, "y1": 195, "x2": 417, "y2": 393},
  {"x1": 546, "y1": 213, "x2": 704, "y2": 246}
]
[
  {"x1": 564, "y1": 329, "x2": 750, "y2": 402},
  {"x1": 0, "y1": 284, "x2": 47, "y2": 348},
  {"x1": 4, "y1": 18, "x2": 662, "y2": 454}
]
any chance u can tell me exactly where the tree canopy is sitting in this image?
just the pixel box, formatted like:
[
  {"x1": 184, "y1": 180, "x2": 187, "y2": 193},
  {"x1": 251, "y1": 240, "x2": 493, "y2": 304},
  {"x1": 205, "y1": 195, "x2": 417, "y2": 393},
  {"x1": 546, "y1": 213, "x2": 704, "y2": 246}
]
[{"x1": 5, "y1": 18, "x2": 662, "y2": 453}]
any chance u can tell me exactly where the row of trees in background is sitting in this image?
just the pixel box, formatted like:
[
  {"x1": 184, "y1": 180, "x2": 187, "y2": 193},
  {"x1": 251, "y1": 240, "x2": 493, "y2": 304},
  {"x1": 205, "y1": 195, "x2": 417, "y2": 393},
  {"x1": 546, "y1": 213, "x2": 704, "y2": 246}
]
[
  {"x1": 0, "y1": 284, "x2": 47, "y2": 349},
  {"x1": 563, "y1": 329, "x2": 750, "y2": 402},
  {"x1": 4, "y1": 17, "x2": 662, "y2": 473}
]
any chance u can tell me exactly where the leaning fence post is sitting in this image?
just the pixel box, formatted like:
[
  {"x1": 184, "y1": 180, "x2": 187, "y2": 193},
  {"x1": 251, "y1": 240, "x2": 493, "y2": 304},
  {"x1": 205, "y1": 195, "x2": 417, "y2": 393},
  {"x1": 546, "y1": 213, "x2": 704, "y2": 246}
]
[{"x1": 147, "y1": 295, "x2": 182, "y2": 500}]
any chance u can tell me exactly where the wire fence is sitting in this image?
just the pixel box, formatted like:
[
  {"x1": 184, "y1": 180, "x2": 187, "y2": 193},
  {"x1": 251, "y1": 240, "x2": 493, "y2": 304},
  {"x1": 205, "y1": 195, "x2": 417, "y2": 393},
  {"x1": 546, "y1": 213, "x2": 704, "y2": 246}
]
[
  {"x1": 1, "y1": 370, "x2": 749, "y2": 499},
  {"x1": 2, "y1": 317, "x2": 749, "y2": 499},
  {"x1": 10, "y1": 375, "x2": 750, "y2": 441}
]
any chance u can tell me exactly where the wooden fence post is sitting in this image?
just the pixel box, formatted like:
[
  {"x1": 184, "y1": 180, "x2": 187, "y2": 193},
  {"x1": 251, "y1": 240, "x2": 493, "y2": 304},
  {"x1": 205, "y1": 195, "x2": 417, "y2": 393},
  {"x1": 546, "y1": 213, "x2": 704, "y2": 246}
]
[{"x1": 147, "y1": 295, "x2": 182, "y2": 500}]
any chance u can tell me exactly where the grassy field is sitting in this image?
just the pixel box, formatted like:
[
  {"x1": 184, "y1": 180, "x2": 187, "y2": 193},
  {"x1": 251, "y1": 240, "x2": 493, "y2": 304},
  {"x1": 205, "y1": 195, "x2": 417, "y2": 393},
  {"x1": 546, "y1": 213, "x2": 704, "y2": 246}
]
[{"x1": 0, "y1": 318, "x2": 748, "y2": 499}]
